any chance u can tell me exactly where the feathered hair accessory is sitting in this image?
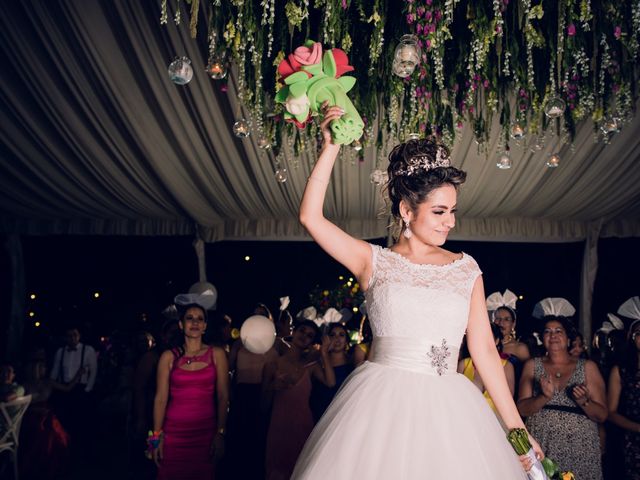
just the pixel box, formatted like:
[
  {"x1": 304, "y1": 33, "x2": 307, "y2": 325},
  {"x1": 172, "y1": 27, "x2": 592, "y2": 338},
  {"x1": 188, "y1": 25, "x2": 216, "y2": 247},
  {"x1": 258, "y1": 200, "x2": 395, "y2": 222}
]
[
  {"x1": 532, "y1": 297, "x2": 576, "y2": 319},
  {"x1": 395, "y1": 147, "x2": 451, "y2": 176}
]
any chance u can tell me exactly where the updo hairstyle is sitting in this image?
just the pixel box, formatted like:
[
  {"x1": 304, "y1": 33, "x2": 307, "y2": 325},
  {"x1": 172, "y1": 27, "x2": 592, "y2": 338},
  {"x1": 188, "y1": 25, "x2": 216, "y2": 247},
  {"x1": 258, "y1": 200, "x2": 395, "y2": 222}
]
[{"x1": 386, "y1": 138, "x2": 466, "y2": 219}]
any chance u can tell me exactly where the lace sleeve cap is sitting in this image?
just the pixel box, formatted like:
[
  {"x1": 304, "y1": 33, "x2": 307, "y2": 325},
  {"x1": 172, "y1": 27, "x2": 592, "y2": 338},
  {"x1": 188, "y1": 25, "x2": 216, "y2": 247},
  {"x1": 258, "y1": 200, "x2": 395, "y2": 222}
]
[{"x1": 464, "y1": 254, "x2": 483, "y2": 296}]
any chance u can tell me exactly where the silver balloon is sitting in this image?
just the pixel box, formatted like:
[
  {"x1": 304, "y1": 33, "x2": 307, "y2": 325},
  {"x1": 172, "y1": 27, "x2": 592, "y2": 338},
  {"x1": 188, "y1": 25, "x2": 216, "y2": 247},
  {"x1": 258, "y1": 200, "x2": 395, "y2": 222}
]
[
  {"x1": 188, "y1": 282, "x2": 218, "y2": 309},
  {"x1": 168, "y1": 57, "x2": 194, "y2": 85}
]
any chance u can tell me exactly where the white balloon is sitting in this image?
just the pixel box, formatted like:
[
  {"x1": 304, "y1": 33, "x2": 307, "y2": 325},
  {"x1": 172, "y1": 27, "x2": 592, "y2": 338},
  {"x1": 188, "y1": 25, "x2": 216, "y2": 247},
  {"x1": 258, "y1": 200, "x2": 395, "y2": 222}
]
[{"x1": 240, "y1": 315, "x2": 276, "y2": 354}]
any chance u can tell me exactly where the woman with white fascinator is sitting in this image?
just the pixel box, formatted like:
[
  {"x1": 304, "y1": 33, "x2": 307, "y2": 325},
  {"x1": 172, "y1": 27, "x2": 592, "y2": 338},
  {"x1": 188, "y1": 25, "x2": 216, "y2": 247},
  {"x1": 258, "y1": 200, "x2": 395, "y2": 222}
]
[
  {"x1": 486, "y1": 289, "x2": 530, "y2": 362},
  {"x1": 518, "y1": 297, "x2": 607, "y2": 480},
  {"x1": 607, "y1": 296, "x2": 640, "y2": 480},
  {"x1": 151, "y1": 290, "x2": 230, "y2": 480}
]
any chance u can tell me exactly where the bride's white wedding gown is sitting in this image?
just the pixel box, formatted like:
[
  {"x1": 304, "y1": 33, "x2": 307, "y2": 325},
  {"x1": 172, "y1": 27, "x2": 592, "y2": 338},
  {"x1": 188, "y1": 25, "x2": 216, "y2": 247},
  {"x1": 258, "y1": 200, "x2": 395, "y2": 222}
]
[{"x1": 292, "y1": 245, "x2": 528, "y2": 479}]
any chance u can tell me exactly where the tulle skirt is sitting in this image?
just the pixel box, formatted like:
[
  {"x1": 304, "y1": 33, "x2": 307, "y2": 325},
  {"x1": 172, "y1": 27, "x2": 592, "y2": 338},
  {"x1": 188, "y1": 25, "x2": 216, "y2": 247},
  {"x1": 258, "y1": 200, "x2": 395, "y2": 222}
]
[{"x1": 292, "y1": 356, "x2": 527, "y2": 479}]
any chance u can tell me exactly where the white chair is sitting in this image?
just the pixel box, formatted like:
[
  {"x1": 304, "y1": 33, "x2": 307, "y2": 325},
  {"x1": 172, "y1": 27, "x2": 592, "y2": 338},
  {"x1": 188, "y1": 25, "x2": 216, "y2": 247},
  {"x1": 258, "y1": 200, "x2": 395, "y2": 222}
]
[{"x1": 0, "y1": 395, "x2": 32, "y2": 480}]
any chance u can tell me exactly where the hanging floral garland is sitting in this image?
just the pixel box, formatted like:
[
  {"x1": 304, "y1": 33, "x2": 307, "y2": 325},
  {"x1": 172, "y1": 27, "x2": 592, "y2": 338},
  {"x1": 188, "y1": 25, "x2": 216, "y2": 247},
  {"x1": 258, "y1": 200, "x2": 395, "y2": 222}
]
[{"x1": 160, "y1": 0, "x2": 639, "y2": 153}]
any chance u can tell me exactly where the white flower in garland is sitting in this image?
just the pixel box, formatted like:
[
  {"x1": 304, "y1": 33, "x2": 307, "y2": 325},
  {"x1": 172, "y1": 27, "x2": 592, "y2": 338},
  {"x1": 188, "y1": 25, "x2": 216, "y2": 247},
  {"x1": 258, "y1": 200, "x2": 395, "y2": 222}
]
[{"x1": 579, "y1": 0, "x2": 592, "y2": 31}]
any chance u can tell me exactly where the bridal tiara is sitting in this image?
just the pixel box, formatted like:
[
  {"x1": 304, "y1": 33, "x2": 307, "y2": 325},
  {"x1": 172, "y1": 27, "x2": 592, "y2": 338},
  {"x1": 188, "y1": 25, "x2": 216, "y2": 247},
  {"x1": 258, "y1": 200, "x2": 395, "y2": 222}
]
[{"x1": 395, "y1": 147, "x2": 451, "y2": 176}]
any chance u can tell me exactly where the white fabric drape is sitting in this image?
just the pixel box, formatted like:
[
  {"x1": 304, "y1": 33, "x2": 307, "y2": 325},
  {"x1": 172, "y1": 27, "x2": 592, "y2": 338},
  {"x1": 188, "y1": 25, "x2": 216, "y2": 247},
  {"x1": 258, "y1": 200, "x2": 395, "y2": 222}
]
[{"x1": 0, "y1": 1, "x2": 639, "y2": 242}]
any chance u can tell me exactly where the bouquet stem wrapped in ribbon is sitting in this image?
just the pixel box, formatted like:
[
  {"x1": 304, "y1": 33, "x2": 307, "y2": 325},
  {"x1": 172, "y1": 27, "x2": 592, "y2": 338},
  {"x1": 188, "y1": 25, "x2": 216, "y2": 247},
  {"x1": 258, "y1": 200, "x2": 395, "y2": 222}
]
[
  {"x1": 507, "y1": 429, "x2": 575, "y2": 480},
  {"x1": 275, "y1": 40, "x2": 364, "y2": 145}
]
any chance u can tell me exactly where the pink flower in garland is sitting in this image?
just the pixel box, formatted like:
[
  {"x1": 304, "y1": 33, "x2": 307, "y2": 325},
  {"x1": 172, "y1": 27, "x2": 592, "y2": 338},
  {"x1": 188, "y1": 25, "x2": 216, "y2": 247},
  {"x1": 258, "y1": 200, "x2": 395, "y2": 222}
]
[
  {"x1": 567, "y1": 23, "x2": 576, "y2": 36},
  {"x1": 614, "y1": 26, "x2": 622, "y2": 39}
]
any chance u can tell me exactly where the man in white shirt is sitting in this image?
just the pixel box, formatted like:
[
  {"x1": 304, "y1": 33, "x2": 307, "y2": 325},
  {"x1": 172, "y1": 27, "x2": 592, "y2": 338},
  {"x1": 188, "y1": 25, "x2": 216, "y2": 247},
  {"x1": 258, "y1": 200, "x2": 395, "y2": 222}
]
[
  {"x1": 50, "y1": 325, "x2": 98, "y2": 451},
  {"x1": 50, "y1": 327, "x2": 97, "y2": 391}
]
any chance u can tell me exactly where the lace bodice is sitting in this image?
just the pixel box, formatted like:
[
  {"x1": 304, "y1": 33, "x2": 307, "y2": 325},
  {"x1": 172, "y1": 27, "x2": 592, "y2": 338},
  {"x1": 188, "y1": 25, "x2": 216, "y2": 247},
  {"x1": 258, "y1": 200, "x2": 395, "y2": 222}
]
[{"x1": 365, "y1": 245, "x2": 482, "y2": 344}]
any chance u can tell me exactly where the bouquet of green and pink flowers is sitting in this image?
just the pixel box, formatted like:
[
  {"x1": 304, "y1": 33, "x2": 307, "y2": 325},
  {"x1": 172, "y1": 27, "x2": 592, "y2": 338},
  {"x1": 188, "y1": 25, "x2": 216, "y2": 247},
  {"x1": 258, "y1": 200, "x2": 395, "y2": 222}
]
[
  {"x1": 275, "y1": 40, "x2": 364, "y2": 145},
  {"x1": 507, "y1": 429, "x2": 575, "y2": 480}
]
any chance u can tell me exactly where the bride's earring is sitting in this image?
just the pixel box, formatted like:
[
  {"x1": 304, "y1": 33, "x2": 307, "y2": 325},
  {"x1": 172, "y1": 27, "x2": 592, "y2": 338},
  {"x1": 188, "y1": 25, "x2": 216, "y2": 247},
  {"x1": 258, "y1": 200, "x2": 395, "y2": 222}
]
[{"x1": 403, "y1": 218, "x2": 412, "y2": 239}]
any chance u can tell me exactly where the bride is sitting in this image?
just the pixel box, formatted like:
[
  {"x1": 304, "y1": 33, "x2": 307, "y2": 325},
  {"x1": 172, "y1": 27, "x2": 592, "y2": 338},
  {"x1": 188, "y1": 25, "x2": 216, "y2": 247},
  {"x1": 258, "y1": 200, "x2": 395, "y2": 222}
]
[{"x1": 291, "y1": 103, "x2": 543, "y2": 479}]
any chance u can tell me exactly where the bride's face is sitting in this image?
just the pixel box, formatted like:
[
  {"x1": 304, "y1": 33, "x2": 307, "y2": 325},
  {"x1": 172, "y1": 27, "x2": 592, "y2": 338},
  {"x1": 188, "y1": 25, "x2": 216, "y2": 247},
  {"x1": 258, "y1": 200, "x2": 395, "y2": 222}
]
[{"x1": 407, "y1": 184, "x2": 457, "y2": 246}]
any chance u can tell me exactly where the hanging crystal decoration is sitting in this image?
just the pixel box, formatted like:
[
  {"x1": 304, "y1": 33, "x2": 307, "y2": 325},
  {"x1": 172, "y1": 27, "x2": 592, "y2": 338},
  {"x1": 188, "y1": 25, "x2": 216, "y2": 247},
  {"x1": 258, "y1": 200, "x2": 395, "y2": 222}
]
[
  {"x1": 274, "y1": 168, "x2": 288, "y2": 183},
  {"x1": 546, "y1": 153, "x2": 560, "y2": 168},
  {"x1": 496, "y1": 152, "x2": 512, "y2": 169},
  {"x1": 530, "y1": 132, "x2": 546, "y2": 152},
  {"x1": 232, "y1": 119, "x2": 251, "y2": 138},
  {"x1": 601, "y1": 116, "x2": 620, "y2": 134},
  {"x1": 168, "y1": 57, "x2": 194, "y2": 85},
  {"x1": 206, "y1": 56, "x2": 227, "y2": 80},
  {"x1": 544, "y1": 96, "x2": 566, "y2": 118},
  {"x1": 510, "y1": 123, "x2": 526, "y2": 140},
  {"x1": 392, "y1": 35, "x2": 421, "y2": 78},
  {"x1": 257, "y1": 136, "x2": 272, "y2": 149},
  {"x1": 369, "y1": 169, "x2": 388, "y2": 185}
]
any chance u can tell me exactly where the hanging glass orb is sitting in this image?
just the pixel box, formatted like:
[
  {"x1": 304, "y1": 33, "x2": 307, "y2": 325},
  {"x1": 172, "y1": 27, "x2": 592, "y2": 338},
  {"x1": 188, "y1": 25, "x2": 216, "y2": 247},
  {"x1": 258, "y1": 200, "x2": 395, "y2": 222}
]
[
  {"x1": 168, "y1": 57, "x2": 194, "y2": 85},
  {"x1": 369, "y1": 169, "x2": 388, "y2": 185},
  {"x1": 544, "y1": 96, "x2": 566, "y2": 118},
  {"x1": 352, "y1": 139, "x2": 363, "y2": 151},
  {"x1": 601, "y1": 116, "x2": 620, "y2": 134},
  {"x1": 529, "y1": 133, "x2": 546, "y2": 152},
  {"x1": 274, "y1": 168, "x2": 288, "y2": 183},
  {"x1": 546, "y1": 153, "x2": 560, "y2": 168},
  {"x1": 206, "y1": 56, "x2": 227, "y2": 80},
  {"x1": 232, "y1": 118, "x2": 251, "y2": 138},
  {"x1": 510, "y1": 123, "x2": 526, "y2": 140},
  {"x1": 257, "y1": 136, "x2": 271, "y2": 149},
  {"x1": 392, "y1": 35, "x2": 421, "y2": 78},
  {"x1": 496, "y1": 152, "x2": 512, "y2": 169}
]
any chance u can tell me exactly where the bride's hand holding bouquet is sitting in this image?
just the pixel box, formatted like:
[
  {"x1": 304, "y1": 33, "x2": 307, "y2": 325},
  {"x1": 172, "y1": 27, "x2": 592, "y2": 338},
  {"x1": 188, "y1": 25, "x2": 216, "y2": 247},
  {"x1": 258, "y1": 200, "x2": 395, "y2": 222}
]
[{"x1": 508, "y1": 428, "x2": 574, "y2": 480}]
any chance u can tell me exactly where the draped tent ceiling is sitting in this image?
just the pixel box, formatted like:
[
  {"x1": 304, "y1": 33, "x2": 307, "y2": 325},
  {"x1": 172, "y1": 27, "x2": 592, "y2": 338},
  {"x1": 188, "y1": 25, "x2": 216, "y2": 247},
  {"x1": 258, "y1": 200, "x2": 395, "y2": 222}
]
[{"x1": 1, "y1": 1, "x2": 640, "y2": 244}]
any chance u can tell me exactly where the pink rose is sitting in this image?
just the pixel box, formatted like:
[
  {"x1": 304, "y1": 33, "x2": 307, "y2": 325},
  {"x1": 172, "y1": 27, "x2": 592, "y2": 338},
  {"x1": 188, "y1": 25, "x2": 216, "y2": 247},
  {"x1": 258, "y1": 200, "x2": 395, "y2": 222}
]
[
  {"x1": 614, "y1": 26, "x2": 622, "y2": 39},
  {"x1": 567, "y1": 23, "x2": 576, "y2": 36},
  {"x1": 293, "y1": 42, "x2": 323, "y2": 66}
]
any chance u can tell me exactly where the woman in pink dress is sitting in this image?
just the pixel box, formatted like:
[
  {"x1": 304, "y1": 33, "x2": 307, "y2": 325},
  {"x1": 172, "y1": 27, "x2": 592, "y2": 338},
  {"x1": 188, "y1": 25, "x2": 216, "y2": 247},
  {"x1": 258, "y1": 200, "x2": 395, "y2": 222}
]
[
  {"x1": 262, "y1": 320, "x2": 335, "y2": 480},
  {"x1": 152, "y1": 293, "x2": 230, "y2": 480}
]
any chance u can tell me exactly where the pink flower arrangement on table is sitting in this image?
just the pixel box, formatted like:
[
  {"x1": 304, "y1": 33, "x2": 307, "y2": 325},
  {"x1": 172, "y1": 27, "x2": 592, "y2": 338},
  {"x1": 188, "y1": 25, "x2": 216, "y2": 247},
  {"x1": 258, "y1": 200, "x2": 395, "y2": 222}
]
[{"x1": 275, "y1": 40, "x2": 364, "y2": 145}]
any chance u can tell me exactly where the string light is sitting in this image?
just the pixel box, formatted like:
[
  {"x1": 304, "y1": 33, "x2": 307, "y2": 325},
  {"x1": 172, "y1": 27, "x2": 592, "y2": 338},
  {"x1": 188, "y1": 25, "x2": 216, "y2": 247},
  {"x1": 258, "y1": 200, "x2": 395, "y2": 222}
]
[
  {"x1": 29, "y1": 293, "x2": 36, "y2": 300},
  {"x1": 244, "y1": 255, "x2": 251, "y2": 261},
  {"x1": 28, "y1": 311, "x2": 35, "y2": 317},
  {"x1": 34, "y1": 321, "x2": 41, "y2": 327},
  {"x1": 93, "y1": 292, "x2": 100, "y2": 299}
]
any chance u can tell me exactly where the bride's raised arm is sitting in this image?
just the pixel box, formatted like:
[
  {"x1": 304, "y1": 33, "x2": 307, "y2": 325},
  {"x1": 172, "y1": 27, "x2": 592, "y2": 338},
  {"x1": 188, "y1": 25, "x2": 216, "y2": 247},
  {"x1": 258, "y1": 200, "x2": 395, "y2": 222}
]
[{"x1": 298, "y1": 103, "x2": 373, "y2": 288}]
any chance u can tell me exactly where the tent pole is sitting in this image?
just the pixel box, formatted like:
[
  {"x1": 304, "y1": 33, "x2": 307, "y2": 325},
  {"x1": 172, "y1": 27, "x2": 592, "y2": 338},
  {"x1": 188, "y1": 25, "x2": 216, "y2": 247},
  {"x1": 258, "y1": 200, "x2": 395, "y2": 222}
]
[{"x1": 580, "y1": 221, "x2": 603, "y2": 346}]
